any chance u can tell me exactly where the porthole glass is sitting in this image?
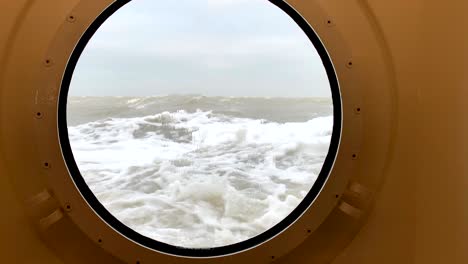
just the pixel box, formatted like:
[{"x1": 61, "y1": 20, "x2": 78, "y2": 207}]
[{"x1": 59, "y1": 0, "x2": 341, "y2": 257}]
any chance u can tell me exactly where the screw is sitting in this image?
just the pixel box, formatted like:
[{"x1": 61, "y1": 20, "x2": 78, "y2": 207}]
[
  {"x1": 43, "y1": 162, "x2": 51, "y2": 169},
  {"x1": 67, "y1": 15, "x2": 76, "y2": 23},
  {"x1": 44, "y1": 59, "x2": 53, "y2": 67}
]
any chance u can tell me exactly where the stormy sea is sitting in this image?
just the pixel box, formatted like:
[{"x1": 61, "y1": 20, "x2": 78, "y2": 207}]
[{"x1": 67, "y1": 95, "x2": 333, "y2": 248}]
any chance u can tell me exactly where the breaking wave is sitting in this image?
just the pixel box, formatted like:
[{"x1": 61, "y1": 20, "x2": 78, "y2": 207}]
[{"x1": 68, "y1": 106, "x2": 333, "y2": 248}]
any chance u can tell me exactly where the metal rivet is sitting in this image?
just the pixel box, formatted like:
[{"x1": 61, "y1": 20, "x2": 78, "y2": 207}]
[
  {"x1": 35, "y1": 112, "x2": 43, "y2": 119},
  {"x1": 355, "y1": 107, "x2": 362, "y2": 114},
  {"x1": 346, "y1": 61, "x2": 354, "y2": 68},
  {"x1": 64, "y1": 204, "x2": 72, "y2": 212}
]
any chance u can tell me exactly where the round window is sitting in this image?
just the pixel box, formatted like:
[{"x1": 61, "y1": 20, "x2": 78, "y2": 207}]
[{"x1": 58, "y1": 0, "x2": 341, "y2": 257}]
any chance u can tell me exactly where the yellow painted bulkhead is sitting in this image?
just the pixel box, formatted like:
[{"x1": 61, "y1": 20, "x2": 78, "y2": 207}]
[{"x1": 0, "y1": 0, "x2": 467, "y2": 263}]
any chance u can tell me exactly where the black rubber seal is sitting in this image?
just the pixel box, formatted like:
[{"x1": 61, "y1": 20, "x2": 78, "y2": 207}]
[{"x1": 58, "y1": 0, "x2": 342, "y2": 258}]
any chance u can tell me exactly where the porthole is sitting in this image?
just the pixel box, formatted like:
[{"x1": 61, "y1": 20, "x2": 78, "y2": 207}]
[{"x1": 58, "y1": 0, "x2": 341, "y2": 258}]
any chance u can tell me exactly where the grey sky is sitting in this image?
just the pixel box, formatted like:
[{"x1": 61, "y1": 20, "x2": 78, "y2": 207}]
[{"x1": 70, "y1": 0, "x2": 331, "y2": 97}]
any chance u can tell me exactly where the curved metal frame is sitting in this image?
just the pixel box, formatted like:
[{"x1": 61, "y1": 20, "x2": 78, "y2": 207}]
[{"x1": 57, "y1": 0, "x2": 343, "y2": 258}]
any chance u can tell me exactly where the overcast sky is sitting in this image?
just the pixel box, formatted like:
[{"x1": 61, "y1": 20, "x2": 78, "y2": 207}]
[{"x1": 69, "y1": 0, "x2": 331, "y2": 97}]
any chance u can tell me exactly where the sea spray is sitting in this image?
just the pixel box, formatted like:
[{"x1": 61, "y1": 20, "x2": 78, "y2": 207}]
[{"x1": 68, "y1": 96, "x2": 333, "y2": 248}]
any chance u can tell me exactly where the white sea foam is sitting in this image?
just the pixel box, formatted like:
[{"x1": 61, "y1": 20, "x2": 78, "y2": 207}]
[{"x1": 68, "y1": 110, "x2": 333, "y2": 248}]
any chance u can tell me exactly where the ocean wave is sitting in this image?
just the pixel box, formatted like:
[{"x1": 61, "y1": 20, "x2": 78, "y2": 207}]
[{"x1": 69, "y1": 110, "x2": 333, "y2": 248}]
